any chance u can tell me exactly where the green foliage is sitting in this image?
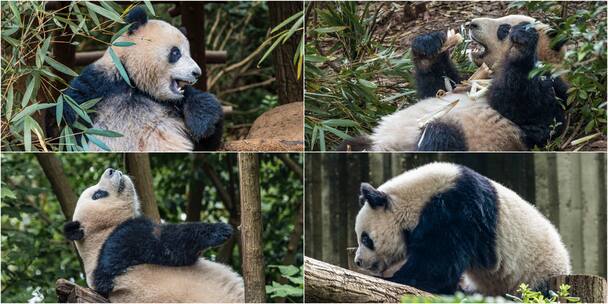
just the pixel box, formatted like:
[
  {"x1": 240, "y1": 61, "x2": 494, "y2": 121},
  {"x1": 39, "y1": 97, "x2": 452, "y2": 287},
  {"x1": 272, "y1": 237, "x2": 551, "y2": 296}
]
[
  {"x1": 258, "y1": 10, "x2": 304, "y2": 79},
  {"x1": 1, "y1": 153, "x2": 303, "y2": 303},
  {"x1": 506, "y1": 283, "x2": 580, "y2": 303},
  {"x1": 400, "y1": 283, "x2": 581, "y2": 304},
  {"x1": 305, "y1": 2, "x2": 416, "y2": 150},
  {"x1": 511, "y1": 1, "x2": 607, "y2": 150},
  {"x1": 265, "y1": 265, "x2": 304, "y2": 301},
  {"x1": 1, "y1": 1, "x2": 132, "y2": 151}
]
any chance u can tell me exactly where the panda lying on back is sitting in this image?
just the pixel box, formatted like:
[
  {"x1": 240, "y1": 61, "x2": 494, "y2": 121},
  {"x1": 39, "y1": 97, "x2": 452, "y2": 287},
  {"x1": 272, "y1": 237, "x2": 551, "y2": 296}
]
[
  {"x1": 354, "y1": 162, "x2": 571, "y2": 295},
  {"x1": 340, "y1": 15, "x2": 568, "y2": 151},
  {"x1": 64, "y1": 7, "x2": 223, "y2": 151},
  {"x1": 64, "y1": 168, "x2": 243, "y2": 302}
]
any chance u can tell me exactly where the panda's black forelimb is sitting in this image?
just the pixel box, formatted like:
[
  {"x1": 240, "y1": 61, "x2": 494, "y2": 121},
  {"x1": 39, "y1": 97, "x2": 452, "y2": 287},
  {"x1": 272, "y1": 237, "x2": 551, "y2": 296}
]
[
  {"x1": 63, "y1": 221, "x2": 84, "y2": 241},
  {"x1": 93, "y1": 217, "x2": 233, "y2": 296},
  {"x1": 417, "y1": 121, "x2": 468, "y2": 151},
  {"x1": 488, "y1": 22, "x2": 565, "y2": 149},
  {"x1": 387, "y1": 166, "x2": 499, "y2": 294},
  {"x1": 411, "y1": 32, "x2": 461, "y2": 99},
  {"x1": 182, "y1": 86, "x2": 224, "y2": 151}
]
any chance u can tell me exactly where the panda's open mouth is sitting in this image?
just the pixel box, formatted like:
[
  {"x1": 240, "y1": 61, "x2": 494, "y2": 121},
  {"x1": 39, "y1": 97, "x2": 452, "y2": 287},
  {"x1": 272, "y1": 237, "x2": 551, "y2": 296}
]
[
  {"x1": 170, "y1": 78, "x2": 195, "y2": 95},
  {"x1": 468, "y1": 34, "x2": 487, "y2": 58}
]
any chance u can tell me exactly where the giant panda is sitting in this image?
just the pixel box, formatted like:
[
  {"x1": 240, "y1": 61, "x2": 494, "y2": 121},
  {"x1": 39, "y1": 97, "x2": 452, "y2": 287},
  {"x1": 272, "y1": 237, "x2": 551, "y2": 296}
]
[
  {"x1": 63, "y1": 168, "x2": 244, "y2": 302},
  {"x1": 354, "y1": 162, "x2": 571, "y2": 296},
  {"x1": 339, "y1": 15, "x2": 568, "y2": 151},
  {"x1": 64, "y1": 7, "x2": 223, "y2": 152}
]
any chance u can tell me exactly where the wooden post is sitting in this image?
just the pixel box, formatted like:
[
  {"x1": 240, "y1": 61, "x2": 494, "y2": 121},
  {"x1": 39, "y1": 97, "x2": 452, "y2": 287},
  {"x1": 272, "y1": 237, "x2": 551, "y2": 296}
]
[
  {"x1": 124, "y1": 153, "x2": 160, "y2": 222},
  {"x1": 180, "y1": 2, "x2": 207, "y2": 91},
  {"x1": 35, "y1": 154, "x2": 78, "y2": 218},
  {"x1": 304, "y1": 256, "x2": 432, "y2": 302},
  {"x1": 238, "y1": 153, "x2": 266, "y2": 302},
  {"x1": 56, "y1": 279, "x2": 108, "y2": 303},
  {"x1": 548, "y1": 275, "x2": 607, "y2": 303}
]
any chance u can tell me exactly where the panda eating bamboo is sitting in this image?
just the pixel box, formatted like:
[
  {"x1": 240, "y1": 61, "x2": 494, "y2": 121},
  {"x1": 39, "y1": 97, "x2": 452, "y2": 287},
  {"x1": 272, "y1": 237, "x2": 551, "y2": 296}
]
[{"x1": 339, "y1": 15, "x2": 569, "y2": 151}]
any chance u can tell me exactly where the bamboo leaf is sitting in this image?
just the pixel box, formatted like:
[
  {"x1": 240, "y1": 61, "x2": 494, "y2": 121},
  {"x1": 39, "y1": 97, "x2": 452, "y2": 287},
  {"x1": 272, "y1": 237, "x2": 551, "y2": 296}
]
[
  {"x1": 282, "y1": 15, "x2": 303, "y2": 44},
  {"x1": 322, "y1": 119, "x2": 358, "y2": 127},
  {"x1": 112, "y1": 41, "x2": 136, "y2": 47},
  {"x1": 36, "y1": 35, "x2": 52, "y2": 69},
  {"x1": 64, "y1": 96, "x2": 93, "y2": 124},
  {"x1": 85, "y1": 128, "x2": 123, "y2": 138},
  {"x1": 271, "y1": 11, "x2": 303, "y2": 34},
  {"x1": 258, "y1": 34, "x2": 283, "y2": 66},
  {"x1": 11, "y1": 103, "x2": 56, "y2": 123},
  {"x1": 45, "y1": 56, "x2": 78, "y2": 77},
  {"x1": 85, "y1": 2, "x2": 123, "y2": 23},
  {"x1": 108, "y1": 47, "x2": 133, "y2": 87},
  {"x1": 111, "y1": 23, "x2": 133, "y2": 43},
  {"x1": 5, "y1": 85, "x2": 14, "y2": 120},
  {"x1": 358, "y1": 79, "x2": 377, "y2": 89},
  {"x1": 314, "y1": 26, "x2": 349, "y2": 33},
  {"x1": 21, "y1": 75, "x2": 38, "y2": 107},
  {"x1": 56, "y1": 96, "x2": 64, "y2": 126},
  {"x1": 8, "y1": 1, "x2": 21, "y2": 27},
  {"x1": 23, "y1": 117, "x2": 32, "y2": 152},
  {"x1": 143, "y1": 1, "x2": 156, "y2": 16},
  {"x1": 86, "y1": 134, "x2": 112, "y2": 151},
  {"x1": 79, "y1": 97, "x2": 102, "y2": 110}
]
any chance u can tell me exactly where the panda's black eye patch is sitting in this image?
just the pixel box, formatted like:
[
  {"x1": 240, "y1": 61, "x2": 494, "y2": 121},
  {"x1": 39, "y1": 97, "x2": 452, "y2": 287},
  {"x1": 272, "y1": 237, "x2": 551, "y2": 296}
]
[
  {"x1": 169, "y1": 47, "x2": 181, "y2": 64},
  {"x1": 361, "y1": 231, "x2": 375, "y2": 250},
  {"x1": 92, "y1": 190, "x2": 109, "y2": 200},
  {"x1": 497, "y1": 24, "x2": 511, "y2": 41}
]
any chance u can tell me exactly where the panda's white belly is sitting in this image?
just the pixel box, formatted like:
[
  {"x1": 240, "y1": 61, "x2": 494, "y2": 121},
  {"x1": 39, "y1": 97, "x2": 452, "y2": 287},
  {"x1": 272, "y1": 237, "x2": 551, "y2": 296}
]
[
  {"x1": 369, "y1": 93, "x2": 525, "y2": 151},
  {"x1": 89, "y1": 94, "x2": 193, "y2": 152},
  {"x1": 109, "y1": 258, "x2": 244, "y2": 303}
]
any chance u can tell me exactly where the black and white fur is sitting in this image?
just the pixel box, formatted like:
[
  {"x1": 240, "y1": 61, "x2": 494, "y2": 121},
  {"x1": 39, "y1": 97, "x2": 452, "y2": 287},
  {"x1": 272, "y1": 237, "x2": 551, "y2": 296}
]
[
  {"x1": 64, "y1": 7, "x2": 223, "y2": 151},
  {"x1": 354, "y1": 162, "x2": 571, "y2": 295},
  {"x1": 339, "y1": 15, "x2": 567, "y2": 151},
  {"x1": 64, "y1": 168, "x2": 243, "y2": 302}
]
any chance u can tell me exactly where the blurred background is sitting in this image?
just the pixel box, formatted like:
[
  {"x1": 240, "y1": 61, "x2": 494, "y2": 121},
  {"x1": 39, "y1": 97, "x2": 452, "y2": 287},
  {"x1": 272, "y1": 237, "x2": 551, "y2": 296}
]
[
  {"x1": 1, "y1": 153, "x2": 303, "y2": 303},
  {"x1": 305, "y1": 153, "x2": 607, "y2": 279}
]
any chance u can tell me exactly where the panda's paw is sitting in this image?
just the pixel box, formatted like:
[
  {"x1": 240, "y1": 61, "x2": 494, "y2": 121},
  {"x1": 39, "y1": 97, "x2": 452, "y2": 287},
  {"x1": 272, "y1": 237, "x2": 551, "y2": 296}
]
[
  {"x1": 182, "y1": 87, "x2": 224, "y2": 141},
  {"x1": 63, "y1": 221, "x2": 84, "y2": 241},
  {"x1": 509, "y1": 22, "x2": 538, "y2": 58},
  {"x1": 205, "y1": 222, "x2": 233, "y2": 247},
  {"x1": 411, "y1": 32, "x2": 446, "y2": 58}
]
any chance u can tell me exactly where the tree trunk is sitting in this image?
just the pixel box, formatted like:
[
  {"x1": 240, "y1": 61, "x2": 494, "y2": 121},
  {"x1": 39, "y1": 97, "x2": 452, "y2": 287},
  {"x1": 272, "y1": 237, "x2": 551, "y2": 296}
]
[
  {"x1": 304, "y1": 256, "x2": 432, "y2": 303},
  {"x1": 124, "y1": 154, "x2": 160, "y2": 222},
  {"x1": 186, "y1": 154, "x2": 205, "y2": 221},
  {"x1": 180, "y1": 2, "x2": 206, "y2": 91},
  {"x1": 268, "y1": 1, "x2": 303, "y2": 104},
  {"x1": 547, "y1": 274, "x2": 607, "y2": 303},
  {"x1": 238, "y1": 153, "x2": 266, "y2": 302},
  {"x1": 35, "y1": 154, "x2": 77, "y2": 218}
]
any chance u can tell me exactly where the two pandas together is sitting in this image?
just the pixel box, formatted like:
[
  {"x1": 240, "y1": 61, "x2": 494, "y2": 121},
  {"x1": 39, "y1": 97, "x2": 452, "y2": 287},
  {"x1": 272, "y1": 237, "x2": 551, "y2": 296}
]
[{"x1": 0, "y1": 1, "x2": 606, "y2": 304}]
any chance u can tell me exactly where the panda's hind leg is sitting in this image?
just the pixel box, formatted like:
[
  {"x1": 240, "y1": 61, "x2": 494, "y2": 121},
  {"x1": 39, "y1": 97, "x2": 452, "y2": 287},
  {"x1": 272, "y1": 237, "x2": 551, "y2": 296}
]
[
  {"x1": 157, "y1": 222, "x2": 233, "y2": 265},
  {"x1": 411, "y1": 32, "x2": 461, "y2": 98},
  {"x1": 417, "y1": 120, "x2": 468, "y2": 151}
]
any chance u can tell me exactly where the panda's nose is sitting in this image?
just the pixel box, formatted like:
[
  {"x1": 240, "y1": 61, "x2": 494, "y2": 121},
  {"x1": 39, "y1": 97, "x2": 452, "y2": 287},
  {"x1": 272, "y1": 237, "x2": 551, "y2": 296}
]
[
  {"x1": 106, "y1": 168, "x2": 115, "y2": 176},
  {"x1": 192, "y1": 69, "x2": 201, "y2": 79},
  {"x1": 355, "y1": 258, "x2": 362, "y2": 267},
  {"x1": 468, "y1": 21, "x2": 479, "y2": 30}
]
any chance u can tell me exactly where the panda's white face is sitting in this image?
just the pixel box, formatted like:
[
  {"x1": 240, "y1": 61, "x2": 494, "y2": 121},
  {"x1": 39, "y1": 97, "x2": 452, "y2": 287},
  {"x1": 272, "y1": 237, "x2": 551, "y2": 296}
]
[
  {"x1": 467, "y1": 15, "x2": 560, "y2": 68},
  {"x1": 73, "y1": 168, "x2": 140, "y2": 224},
  {"x1": 113, "y1": 20, "x2": 202, "y2": 101},
  {"x1": 354, "y1": 203, "x2": 406, "y2": 276}
]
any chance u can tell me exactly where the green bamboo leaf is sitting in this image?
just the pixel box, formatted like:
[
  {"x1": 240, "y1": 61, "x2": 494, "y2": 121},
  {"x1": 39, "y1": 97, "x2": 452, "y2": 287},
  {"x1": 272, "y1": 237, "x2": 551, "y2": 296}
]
[
  {"x1": 36, "y1": 35, "x2": 52, "y2": 68},
  {"x1": 282, "y1": 15, "x2": 303, "y2": 44},
  {"x1": 64, "y1": 96, "x2": 93, "y2": 124},
  {"x1": 79, "y1": 97, "x2": 102, "y2": 110},
  {"x1": 322, "y1": 119, "x2": 358, "y2": 127},
  {"x1": 258, "y1": 34, "x2": 283, "y2": 66},
  {"x1": 8, "y1": 1, "x2": 21, "y2": 27},
  {"x1": 111, "y1": 23, "x2": 133, "y2": 43},
  {"x1": 304, "y1": 55, "x2": 328, "y2": 63},
  {"x1": 65, "y1": 127, "x2": 76, "y2": 151},
  {"x1": 144, "y1": 1, "x2": 156, "y2": 16},
  {"x1": 314, "y1": 26, "x2": 349, "y2": 33},
  {"x1": 23, "y1": 116, "x2": 32, "y2": 151},
  {"x1": 112, "y1": 41, "x2": 136, "y2": 47},
  {"x1": 324, "y1": 125, "x2": 352, "y2": 140},
  {"x1": 85, "y1": 2, "x2": 123, "y2": 23},
  {"x1": 85, "y1": 128, "x2": 123, "y2": 138},
  {"x1": 86, "y1": 134, "x2": 112, "y2": 151},
  {"x1": 21, "y1": 74, "x2": 39, "y2": 107},
  {"x1": 108, "y1": 47, "x2": 133, "y2": 87},
  {"x1": 6, "y1": 86, "x2": 14, "y2": 120},
  {"x1": 87, "y1": 6, "x2": 101, "y2": 27},
  {"x1": 358, "y1": 79, "x2": 377, "y2": 89},
  {"x1": 45, "y1": 56, "x2": 78, "y2": 77},
  {"x1": 271, "y1": 11, "x2": 303, "y2": 34},
  {"x1": 1, "y1": 26, "x2": 19, "y2": 37},
  {"x1": 56, "y1": 96, "x2": 64, "y2": 126},
  {"x1": 319, "y1": 128, "x2": 326, "y2": 151},
  {"x1": 11, "y1": 103, "x2": 56, "y2": 123}
]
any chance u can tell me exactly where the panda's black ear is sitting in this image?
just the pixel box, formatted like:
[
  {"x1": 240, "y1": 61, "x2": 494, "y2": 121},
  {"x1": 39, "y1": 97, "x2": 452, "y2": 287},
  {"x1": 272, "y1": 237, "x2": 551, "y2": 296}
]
[
  {"x1": 360, "y1": 182, "x2": 388, "y2": 209},
  {"x1": 126, "y1": 7, "x2": 148, "y2": 34},
  {"x1": 63, "y1": 221, "x2": 84, "y2": 241}
]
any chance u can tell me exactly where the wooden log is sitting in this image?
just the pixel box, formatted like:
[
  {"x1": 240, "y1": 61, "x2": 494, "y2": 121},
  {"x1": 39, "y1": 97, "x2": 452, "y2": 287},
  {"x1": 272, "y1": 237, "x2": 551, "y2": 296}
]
[
  {"x1": 56, "y1": 279, "x2": 109, "y2": 303},
  {"x1": 74, "y1": 50, "x2": 227, "y2": 66},
  {"x1": 304, "y1": 256, "x2": 432, "y2": 303},
  {"x1": 547, "y1": 274, "x2": 607, "y2": 303}
]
